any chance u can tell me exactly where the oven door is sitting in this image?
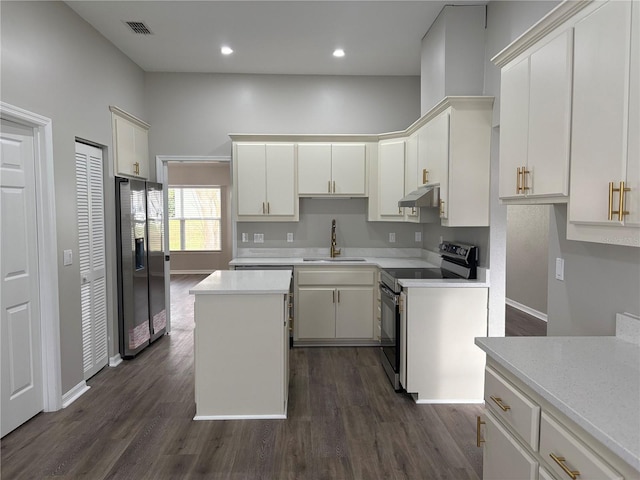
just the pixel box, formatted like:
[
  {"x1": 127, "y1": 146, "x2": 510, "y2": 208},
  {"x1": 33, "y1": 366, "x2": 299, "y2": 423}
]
[{"x1": 379, "y1": 283, "x2": 401, "y2": 389}]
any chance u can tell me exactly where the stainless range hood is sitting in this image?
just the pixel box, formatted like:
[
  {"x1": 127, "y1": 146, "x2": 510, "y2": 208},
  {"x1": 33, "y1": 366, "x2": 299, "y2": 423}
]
[{"x1": 398, "y1": 184, "x2": 440, "y2": 208}]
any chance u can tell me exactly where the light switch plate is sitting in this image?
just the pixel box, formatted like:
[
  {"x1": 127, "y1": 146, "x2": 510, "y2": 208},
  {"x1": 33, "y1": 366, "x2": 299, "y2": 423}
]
[
  {"x1": 555, "y1": 258, "x2": 564, "y2": 281},
  {"x1": 63, "y1": 249, "x2": 73, "y2": 266},
  {"x1": 241, "y1": 233, "x2": 249, "y2": 243},
  {"x1": 254, "y1": 233, "x2": 264, "y2": 244},
  {"x1": 287, "y1": 233, "x2": 294, "y2": 243},
  {"x1": 415, "y1": 231, "x2": 422, "y2": 242},
  {"x1": 389, "y1": 232, "x2": 396, "y2": 243}
]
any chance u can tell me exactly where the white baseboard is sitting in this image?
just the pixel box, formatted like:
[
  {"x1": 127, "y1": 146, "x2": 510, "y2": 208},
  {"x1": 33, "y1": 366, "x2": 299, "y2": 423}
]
[
  {"x1": 194, "y1": 413, "x2": 286, "y2": 421},
  {"x1": 506, "y1": 298, "x2": 548, "y2": 322},
  {"x1": 62, "y1": 381, "x2": 90, "y2": 408},
  {"x1": 414, "y1": 398, "x2": 484, "y2": 404},
  {"x1": 109, "y1": 354, "x2": 123, "y2": 367},
  {"x1": 170, "y1": 270, "x2": 215, "y2": 275}
]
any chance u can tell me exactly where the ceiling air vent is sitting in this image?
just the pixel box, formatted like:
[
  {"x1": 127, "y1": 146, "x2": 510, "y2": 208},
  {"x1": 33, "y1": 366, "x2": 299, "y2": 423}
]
[{"x1": 125, "y1": 21, "x2": 153, "y2": 35}]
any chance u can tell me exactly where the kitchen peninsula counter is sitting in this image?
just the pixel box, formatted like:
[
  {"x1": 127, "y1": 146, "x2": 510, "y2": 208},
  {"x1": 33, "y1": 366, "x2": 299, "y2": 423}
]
[
  {"x1": 475, "y1": 333, "x2": 640, "y2": 475},
  {"x1": 190, "y1": 270, "x2": 291, "y2": 420}
]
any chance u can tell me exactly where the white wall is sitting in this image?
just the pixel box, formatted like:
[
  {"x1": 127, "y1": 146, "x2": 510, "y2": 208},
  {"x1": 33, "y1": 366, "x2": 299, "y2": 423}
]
[{"x1": 1, "y1": 1, "x2": 146, "y2": 393}]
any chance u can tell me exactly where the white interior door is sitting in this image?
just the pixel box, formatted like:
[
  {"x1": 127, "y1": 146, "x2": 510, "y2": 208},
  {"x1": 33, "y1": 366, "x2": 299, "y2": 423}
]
[
  {"x1": 1, "y1": 119, "x2": 44, "y2": 437},
  {"x1": 75, "y1": 141, "x2": 108, "y2": 379}
]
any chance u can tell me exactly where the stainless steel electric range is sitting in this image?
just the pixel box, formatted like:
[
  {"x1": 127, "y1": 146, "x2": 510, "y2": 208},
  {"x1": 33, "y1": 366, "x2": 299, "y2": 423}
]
[{"x1": 379, "y1": 241, "x2": 479, "y2": 390}]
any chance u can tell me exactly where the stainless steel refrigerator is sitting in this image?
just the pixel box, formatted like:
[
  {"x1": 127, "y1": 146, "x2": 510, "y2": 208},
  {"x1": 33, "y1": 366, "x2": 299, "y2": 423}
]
[{"x1": 116, "y1": 177, "x2": 166, "y2": 358}]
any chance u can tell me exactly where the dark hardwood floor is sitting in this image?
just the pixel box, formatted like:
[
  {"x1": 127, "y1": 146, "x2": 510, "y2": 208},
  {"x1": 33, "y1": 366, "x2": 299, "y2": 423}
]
[
  {"x1": 505, "y1": 304, "x2": 547, "y2": 337},
  {"x1": 1, "y1": 275, "x2": 540, "y2": 479}
]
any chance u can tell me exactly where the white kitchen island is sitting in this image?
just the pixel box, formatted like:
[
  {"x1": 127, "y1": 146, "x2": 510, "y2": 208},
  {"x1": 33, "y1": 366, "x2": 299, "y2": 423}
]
[{"x1": 189, "y1": 269, "x2": 292, "y2": 420}]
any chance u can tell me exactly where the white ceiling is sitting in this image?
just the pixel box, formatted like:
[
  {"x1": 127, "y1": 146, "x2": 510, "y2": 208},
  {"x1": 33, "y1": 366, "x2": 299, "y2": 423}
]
[{"x1": 65, "y1": 1, "x2": 486, "y2": 76}]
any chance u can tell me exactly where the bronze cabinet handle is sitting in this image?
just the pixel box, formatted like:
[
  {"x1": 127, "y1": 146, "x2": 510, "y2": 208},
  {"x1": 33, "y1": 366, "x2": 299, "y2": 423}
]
[
  {"x1": 490, "y1": 395, "x2": 511, "y2": 412},
  {"x1": 549, "y1": 453, "x2": 581, "y2": 479},
  {"x1": 476, "y1": 416, "x2": 485, "y2": 448}
]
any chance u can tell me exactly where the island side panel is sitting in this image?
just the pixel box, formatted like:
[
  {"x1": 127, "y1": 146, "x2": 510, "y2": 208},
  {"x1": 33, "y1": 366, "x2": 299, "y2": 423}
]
[{"x1": 194, "y1": 293, "x2": 286, "y2": 418}]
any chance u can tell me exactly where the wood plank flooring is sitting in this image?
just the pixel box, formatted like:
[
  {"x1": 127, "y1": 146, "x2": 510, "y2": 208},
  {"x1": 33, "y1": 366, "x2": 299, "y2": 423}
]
[
  {"x1": 2, "y1": 275, "x2": 536, "y2": 479},
  {"x1": 505, "y1": 304, "x2": 547, "y2": 337}
]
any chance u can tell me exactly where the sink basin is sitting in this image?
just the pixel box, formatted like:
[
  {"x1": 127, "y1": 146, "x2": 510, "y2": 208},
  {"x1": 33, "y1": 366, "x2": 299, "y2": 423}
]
[{"x1": 302, "y1": 257, "x2": 366, "y2": 262}]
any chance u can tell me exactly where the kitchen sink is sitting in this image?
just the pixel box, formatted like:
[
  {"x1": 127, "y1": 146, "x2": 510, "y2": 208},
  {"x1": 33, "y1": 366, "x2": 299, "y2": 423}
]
[{"x1": 302, "y1": 257, "x2": 366, "y2": 262}]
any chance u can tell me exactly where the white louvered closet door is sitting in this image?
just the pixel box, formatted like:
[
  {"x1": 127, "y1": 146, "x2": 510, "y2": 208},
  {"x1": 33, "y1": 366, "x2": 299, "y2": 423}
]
[{"x1": 75, "y1": 142, "x2": 108, "y2": 380}]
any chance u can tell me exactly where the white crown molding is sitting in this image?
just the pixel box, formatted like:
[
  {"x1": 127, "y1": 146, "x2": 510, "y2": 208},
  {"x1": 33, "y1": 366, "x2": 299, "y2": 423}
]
[
  {"x1": 109, "y1": 105, "x2": 150, "y2": 129},
  {"x1": 492, "y1": 0, "x2": 595, "y2": 67}
]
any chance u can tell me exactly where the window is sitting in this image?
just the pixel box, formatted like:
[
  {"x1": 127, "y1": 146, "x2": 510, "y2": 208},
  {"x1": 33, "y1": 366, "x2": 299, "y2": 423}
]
[{"x1": 168, "y1": 187, "x2": 222, "y2": 251}]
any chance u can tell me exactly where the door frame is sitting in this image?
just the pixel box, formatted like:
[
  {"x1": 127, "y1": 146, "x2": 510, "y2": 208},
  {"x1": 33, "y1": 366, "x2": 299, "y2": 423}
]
[
  {"x1": 0, "y1": 102, "x2": 62, "y2": 412},
  {"x1": 155, "y1": 155, "x2": 231, "y2": 333}
]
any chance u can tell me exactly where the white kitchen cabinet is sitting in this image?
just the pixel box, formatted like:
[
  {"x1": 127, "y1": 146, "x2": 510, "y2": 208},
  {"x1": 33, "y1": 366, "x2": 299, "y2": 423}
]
[
  {"x1": 567, "y1": 0, "x2": 639, "y2": 247},
  {"x1": 417, "y1": 114, "x2": 448, "y2": 189},
  {"x1": 478, "y1": 361, "x2": 629, "y2": 480},
  {"x1": 481, "y1": 410, "x2": 538, "y2": 480},
  {"x1": 298, "y1": 143, "x2": 367, "y2": 196},
  {"x1": 403, "y1": 133, "x2": 420, "y2": 222},
  {"x1": 294, "y1": 266, "x2": 376, "y2": 345},
  {"x1": 497, "y1": 30, "x2": 573, "y2": 202},
  {"x1": 404, "y1": 286, "x2": 488, "y2": 402},
  {"x1": 234, "y1": 142, "x2": 298, "y2": 222},
  {"x1": 377, "y1": 139, "x2": 406, "y2": 219},
  {"x1": 110, "y1": 106, "x2": 150, "y2": 179}
]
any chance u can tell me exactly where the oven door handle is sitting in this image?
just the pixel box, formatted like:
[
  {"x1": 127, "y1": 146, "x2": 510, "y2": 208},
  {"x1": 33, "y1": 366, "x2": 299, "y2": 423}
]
[{"x1": 379, "y1": 284, "x2": 399, "y2": 304}]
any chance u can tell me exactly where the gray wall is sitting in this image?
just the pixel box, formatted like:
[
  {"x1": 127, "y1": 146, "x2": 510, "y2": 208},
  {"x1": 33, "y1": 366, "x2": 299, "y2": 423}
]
[
  {"x1": 144, "y1": 72, "x2": 421, "y2": 177},
  {"x1": 548, "y1": 206, "x2": 640, "y2": 335},
  {"x1": 1, "y1": 1, "x2": 146, "y2": 393},
  {"x1": 168, "y1": 162, "x2": 232, "y2": 272},
  {"x1": 239, "y1": 198, "x2": 424, "y2": 250},
  {"x1": 483, "y1": 0, "x2": 560, "y2": 335},
  {"x1": 422, "y1": 226, "x2": 490, "y2": 268},
  {"x1": 420, "y1": 5, "x2": 486, "y2": 114},
  {"x1": 506, "y1": 205, "x2": 549, "y2": 314}
]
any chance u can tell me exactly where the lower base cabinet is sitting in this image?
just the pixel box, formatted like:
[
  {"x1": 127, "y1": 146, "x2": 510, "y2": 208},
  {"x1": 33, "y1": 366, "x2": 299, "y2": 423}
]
[
  {"x1": 479, "y1": 362, "x2": 630, "y2": 480},
  {"x1": 294, "y1": 266, "x2": 376, "y2": 345}
]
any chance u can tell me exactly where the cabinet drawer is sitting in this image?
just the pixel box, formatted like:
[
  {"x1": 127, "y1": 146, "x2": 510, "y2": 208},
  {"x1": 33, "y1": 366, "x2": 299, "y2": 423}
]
[
  {"x1": 540, "y1": 412, "x2": 622, "y2": 480},
  {"x1": 485, "y1": 366, "x2": 540, "y2": 450},
  {"x1": 296, "y1": 269, "x2": 375, "y2": 286}
]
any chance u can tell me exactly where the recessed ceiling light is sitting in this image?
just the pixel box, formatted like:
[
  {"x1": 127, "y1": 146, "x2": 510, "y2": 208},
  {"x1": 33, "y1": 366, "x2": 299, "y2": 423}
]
[
  {"x1": 333, "y1": 48, "x2": 345, "y2": 58},
  {"x1": 221, "y1": 46, "x2": 233, "y2": 55}
]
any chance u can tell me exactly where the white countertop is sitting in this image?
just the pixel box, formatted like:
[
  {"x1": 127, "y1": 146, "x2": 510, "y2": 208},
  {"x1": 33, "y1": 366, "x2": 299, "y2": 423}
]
[
  {"x1": 229, "y1": 256, "x2": 439, "y2": 269},
  {"x1": 475, "y1": 336, "x2": 640, "y2": 471},
  {"x1": 189, "y1": 270, "x2": 292, "y2": 295}
]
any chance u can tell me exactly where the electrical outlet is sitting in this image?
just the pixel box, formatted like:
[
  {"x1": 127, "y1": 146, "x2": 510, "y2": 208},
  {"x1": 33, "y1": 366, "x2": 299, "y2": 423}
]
[
  {"x1": 241, "y1": 233, "x2": 249, "y2": 243},
  {"x1": 555, "y1": 258, "x2": 565, "y2": 281},
  {"x1": 287, "y1": 233, "x2": 294, "y2": 243},
  {"x1": 254, "y1": 233, "x2": 264, "y2": 244},
  {"x1": 415, "y1": 231, "x2": 422, "y2": 242},
  {"x1": 389, "y1": 232, "x2": 396, "y2": 243}
]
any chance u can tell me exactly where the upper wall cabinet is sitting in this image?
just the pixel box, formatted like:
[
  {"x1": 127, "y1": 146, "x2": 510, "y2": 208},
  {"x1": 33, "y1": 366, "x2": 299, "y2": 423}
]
[
  {"x1": 298, "y1": 143, "x2": 367, "y2": 197},
  {"x1": 567, "y1": 1, "x2": 639, "y2": 247},
  {"x1": 234, "y1": 142, "x2": 298, "y2": 222},
  {"x1": 377, "y1": 139, "x2": 406, "y2": 220},
  {"x1": 433, "y1": 97, "x2": 493, "y2": 227},
  {"x1": 110, "y1": 106, "x2": 150, "y2": 179},
  {"x1": 496, "y1": 29, "x2": 573, "y2": 203}
]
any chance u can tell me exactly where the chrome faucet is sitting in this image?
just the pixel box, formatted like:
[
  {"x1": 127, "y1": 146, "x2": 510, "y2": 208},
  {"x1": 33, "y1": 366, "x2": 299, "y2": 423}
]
[{"x1": 330, "y1": 219, "x2": 341, "y2": 258}]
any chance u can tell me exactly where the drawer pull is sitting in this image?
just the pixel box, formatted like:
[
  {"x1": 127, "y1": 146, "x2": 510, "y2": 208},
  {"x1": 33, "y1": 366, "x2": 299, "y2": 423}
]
[
  {"x1": 490, "y1": 395, "x2": 511, "y2": 411},
  {"x1": 476, "y1": 416, "x2": 485, "y2": 447},
  {"x1": 549, "y1": 453, "x2": 581, "y2": 479}
]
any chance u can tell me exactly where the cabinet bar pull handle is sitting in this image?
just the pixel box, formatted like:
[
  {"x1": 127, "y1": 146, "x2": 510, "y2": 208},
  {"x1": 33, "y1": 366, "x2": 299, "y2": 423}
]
[
  {"x1": 337, "y1": 290, "x2": 340, "y2": 303},
  {"x1": 439, "y1": 200, "x2": 445, "y2": 217},
  {"x1": 549, "y1": 453, "x2": 580, "y2": 479},
  {"x1": 333, "y1": 181, "x2": 336, "y2": 193},
  {"x1": 328, "y1": 180, "x2": 331, "y2": 193},
  {"x1": 490, "y1": 395, "x2": 511, "y2": 411},
  {"x1": 333, "y1": 290, "x2": 335, "y2": 303},
  {"x1": 398, "y1": 206, "x2": 402, "y2": 215},
  {"x1": 608, "y1": 182, "x2": 615, "y2": 220},
  {"x1": 618, "y1": 181, "x2": 630, "y2": 221},
  {"x1": 262, "y1": 202, "x2": 266, "y2": 214},
  {"x1": 517, "y1": 167, "x2": 522, "y2": 193},
  {"x1": 476, "y1": 416, "x2": 485, "y2": 448},
  {"x1": 411, "y1": 207, "x2": 416, "y2": 215},
  {"x1": 423, "y1": 169, "x2": 429, "y2": 184},
  {"x1": 521, "y1": 166, "x2": 530, "y2": 191},
  {"x1": 267, "y1": 202, "x2": 270, "y2": 214}
]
